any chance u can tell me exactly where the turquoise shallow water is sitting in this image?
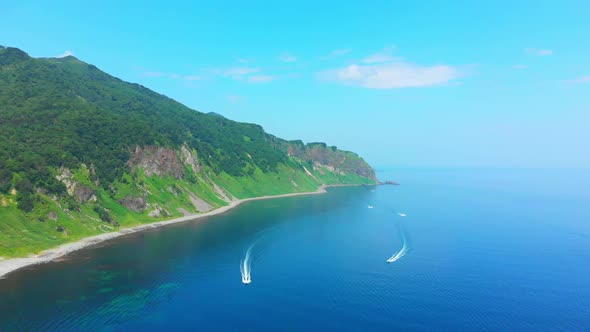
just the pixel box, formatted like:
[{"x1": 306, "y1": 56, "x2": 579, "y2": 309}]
[{"x1": 1, "y1": 168, "x2": 589, "y2": 331}]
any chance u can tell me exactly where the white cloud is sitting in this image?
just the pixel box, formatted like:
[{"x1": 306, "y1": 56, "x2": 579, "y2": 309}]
[
  {"x1": 223, "y1": 67, "x2": 260, "y2": 80},
  {"x1": 247, "y1": 75, "x2": 276, "y2": 83},
  {"x1": 363, "y1": 46, "x2": 397, "y2": 63},
  {"x1": 320, "y1": 62, "x2": 463, "y2": 89},
  {"x1": 208, "y1": 65, "x2": 277, "y2": 84},
  {"x1": 564, "y1": 75, "x2": 590, "y2": 84},
  {"x1": 513, "y1": 64, "x2": 528, "y2": 70},
  {"x1": 56, "y1": 50, "x2": 74, "y2": 58},
  {"x1": 184, "y1": 75, "x2": 201, "y2": 81},
  {"x1": 363, "y1": 53, "x2": 397, "y2": 64},
  {"x1": 525, "y1": 48, "x2": 553, "y2": 56},
  {"x1": 278, "y1": 52, "x2": 297, "y2": 63}
]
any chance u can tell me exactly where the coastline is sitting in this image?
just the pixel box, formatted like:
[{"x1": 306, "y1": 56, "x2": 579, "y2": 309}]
[{"x1": 0, "y1": 184, "x2": 359, "y2": 279}]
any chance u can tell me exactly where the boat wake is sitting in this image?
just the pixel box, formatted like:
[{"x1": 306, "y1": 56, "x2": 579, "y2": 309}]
[
  {"x1": 387, "y1": 216, "x2": 409, "y2": 263},
  {"x1": 239, "y1": 226, "x2": 278, "y2": 285},
  {"x1": 240, "y1": 241, "x2": 255, "y2": 284},
  {"x1": 386, "y1": 239, "x2": 408, "y2": 263}
]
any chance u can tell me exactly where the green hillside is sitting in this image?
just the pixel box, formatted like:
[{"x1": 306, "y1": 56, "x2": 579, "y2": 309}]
[{"x1": 0, "y1": 46, "x2": 377, "y2": 257}]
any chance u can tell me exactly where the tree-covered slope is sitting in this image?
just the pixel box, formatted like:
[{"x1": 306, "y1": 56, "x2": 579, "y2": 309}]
[{"x1": 0, "y1": 46, "x2": 377, "y2": 257}]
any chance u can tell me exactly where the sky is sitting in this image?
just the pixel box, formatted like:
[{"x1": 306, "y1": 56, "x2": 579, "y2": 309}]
[{"x1": 1, "y1": 0, "x2": 589, "y2": 169}]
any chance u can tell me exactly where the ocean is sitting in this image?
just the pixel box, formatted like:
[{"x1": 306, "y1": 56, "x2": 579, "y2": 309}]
[{"x1": 1, "y1": 168, "x2": 589, "y2": 331}]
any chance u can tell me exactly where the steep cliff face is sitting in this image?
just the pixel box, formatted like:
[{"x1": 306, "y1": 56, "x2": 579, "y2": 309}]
[
  {"x1": 274, "y1": 140, "x2": 376, "y2": 180},
  {"x1": 180, "y1": 144, "x2": 201, "y2": 174},
  {"x1": 128, "y1": 146, "x2": 185, "y2": 179}
]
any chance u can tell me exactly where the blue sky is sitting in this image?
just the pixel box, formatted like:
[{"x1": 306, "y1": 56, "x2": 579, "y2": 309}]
[{"x1": 2, "y1": 1, "x2": 589, "y2": 169}]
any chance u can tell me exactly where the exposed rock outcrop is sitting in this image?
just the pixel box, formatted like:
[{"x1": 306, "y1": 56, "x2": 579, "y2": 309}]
[
  {"x1": 302, "y1": 166, "x2": 317, "y2": 180},
  {"x1": 88, "y1": 164, "x2": 100, "y2": 186},
  {"x1": 47, "y1": 211, "x2": 58, "y2": 221},
  {"x1": 180, "y1": 144, "x2": 200, "y2": 174},
  {"x1": 74, "y1": 185, "x2": 96, "y2": 203},
  {"x1": 128, "y1": 146, "x2": 184, "y2": 179},
  {"x1": 56, "y1": 168, "x2": 75, "y2": 196},
  {"x1": 275, "y1": 140, "x2": 376, "y2": 180},
  {"x1": 177, "y1": 208, "x2": 191, "y2": 216},
  {"x1": 188, "y1": 193, "x2": 213, "y2": 212},
  {"x1": 148, "y1": 205, "x2": 170, "y2": 218},
  {"x1": 212, "y1": 181, "x2": 234, "y2": 202},
  {"x1": 168, "y1": 186, "x2": 179, "y2": 196},
  {"x1": 56, "y1": 168, "x2": 97, "y2": 203},
  {"x1": 119, "y1": 196, "x2": 147, "y2": 212}
]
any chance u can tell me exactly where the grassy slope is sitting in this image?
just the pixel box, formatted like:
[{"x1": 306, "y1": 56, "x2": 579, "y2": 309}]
[{"x1": 0, "y1": 160, "x2": 376, "y2": 258}]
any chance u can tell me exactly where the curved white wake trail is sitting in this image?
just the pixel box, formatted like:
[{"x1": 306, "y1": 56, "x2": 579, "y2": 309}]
[
  {"x1": 387, "y1": 219, "x2": 409, "y2": 263},
  {"x1": 240, "y1": 242, "x2": 255, "y2": 284},
  {"x1": 239, "y1": 225, "x2": 283, "y2": 284},
  {"x1": 386, "y1": 241, "x2": 408, "y2": 263}
]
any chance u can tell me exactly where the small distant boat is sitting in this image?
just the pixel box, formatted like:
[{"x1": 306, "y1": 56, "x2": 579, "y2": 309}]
[
  {"x1": 386, "y1": 257, "x2": 398, "y2": 263},
  {"x1": 368, "y1": 205, "x2": 374, "y2": 209},
  {"x1": 242, "y1": 278, "x2": 251, "y2": 285},
  {"x1": 398, "y1": 213, "x2": 407, "y2": 217}
]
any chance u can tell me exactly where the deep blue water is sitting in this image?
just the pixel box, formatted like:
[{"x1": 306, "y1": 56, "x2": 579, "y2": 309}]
[{"x1": 1, "y1": 168, "x2": 589, "y2": 331}]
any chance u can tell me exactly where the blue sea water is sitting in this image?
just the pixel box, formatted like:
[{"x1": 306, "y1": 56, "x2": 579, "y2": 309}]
[{"x1": 1, "y1": 168, "x2": 589, "y2": 331}]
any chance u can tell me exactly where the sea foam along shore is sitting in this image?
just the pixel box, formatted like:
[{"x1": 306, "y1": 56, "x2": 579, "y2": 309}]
[{"x1": 0, "y1": 185, "x2": 334, "y2": 279}]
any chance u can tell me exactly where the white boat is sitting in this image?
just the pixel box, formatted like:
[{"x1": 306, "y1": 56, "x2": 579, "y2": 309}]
[
  {"x1": 368, "y1": 205, "x2": 374, "y2": 209},
  {"x1": 398, "y1": 213, "x2": 407, "y2": 217}
]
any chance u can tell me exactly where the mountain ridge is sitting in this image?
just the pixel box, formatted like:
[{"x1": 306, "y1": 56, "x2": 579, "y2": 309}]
[{"x1": 0, "y1": 46, "x2": 377, "y2": 257}]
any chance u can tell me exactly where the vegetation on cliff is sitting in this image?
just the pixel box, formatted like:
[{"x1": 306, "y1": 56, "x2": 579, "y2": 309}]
[{"x1": 0, "y1": 46, "x2": 376, "y2": 257}]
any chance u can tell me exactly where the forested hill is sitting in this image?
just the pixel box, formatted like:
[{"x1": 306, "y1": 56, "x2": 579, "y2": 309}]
[{"x1": 0, "y1": 46, "x2": 376, "y2": 257}]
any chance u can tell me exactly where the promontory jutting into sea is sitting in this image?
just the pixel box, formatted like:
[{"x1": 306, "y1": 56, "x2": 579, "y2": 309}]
[{"x1": 1, "y1": 2, "x2": 589, "y2": 330}]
